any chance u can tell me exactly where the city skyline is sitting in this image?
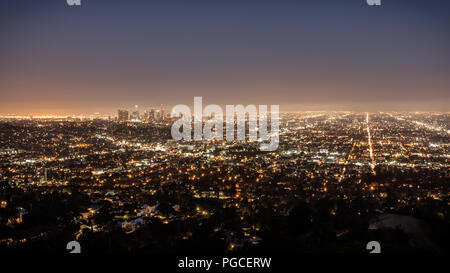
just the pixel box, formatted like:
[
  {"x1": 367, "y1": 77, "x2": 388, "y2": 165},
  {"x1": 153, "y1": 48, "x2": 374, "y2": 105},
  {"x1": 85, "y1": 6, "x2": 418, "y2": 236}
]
[{"x1": 1, "y1": 108, "x2": 449, "y2": 118}]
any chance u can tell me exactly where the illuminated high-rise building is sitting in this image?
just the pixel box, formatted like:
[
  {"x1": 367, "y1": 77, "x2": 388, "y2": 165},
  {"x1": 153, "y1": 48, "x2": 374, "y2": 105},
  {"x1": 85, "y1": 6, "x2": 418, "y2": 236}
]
[
  {"x1": 131, "y1": 105, "x2": 140, "y2": 121},
  {"x1": 149, "y1": 109, "x2": 156, "y2": 121},
  {"x1": 131, "y1": 111, "x2": 140, "y2": 121},
  {"x1": 142, "y1": 111, "x2": 149, "y2": 121},
  {"x1": 118, "y1": 109, "x2": 129, "y2": 121},
  {"x1": 160, "y1": 104, "x2": 165, "y2": 120}
]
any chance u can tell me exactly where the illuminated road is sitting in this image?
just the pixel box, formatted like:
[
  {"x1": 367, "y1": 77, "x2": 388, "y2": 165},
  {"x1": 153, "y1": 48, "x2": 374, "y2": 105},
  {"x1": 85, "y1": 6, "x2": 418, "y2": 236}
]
[
  {"x1": 386, "y1": 113, "x2": 450, "y2": 135},
  {"x1": 366, "y1": 113, "x2": 376, "y2": 173}
]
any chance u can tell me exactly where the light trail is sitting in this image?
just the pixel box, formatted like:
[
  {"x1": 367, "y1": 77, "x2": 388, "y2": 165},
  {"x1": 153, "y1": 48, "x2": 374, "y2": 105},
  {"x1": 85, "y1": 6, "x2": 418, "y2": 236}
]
[{"x1": 365, "y1": 113, "x2": 376, "y2": 173}]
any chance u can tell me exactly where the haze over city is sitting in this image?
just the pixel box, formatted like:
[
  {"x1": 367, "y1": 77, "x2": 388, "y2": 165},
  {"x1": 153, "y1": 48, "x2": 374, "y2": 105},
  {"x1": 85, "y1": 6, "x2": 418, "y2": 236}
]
[{"x1": 1, "y1": 0, "x2": 449, "y2": 115}]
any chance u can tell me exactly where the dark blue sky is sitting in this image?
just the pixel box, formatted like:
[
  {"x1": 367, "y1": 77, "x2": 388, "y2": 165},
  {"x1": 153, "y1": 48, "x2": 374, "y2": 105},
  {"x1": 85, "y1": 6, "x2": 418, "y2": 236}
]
[{"x1": 1, "y1": 0, "x2": 449, "y2": 114}]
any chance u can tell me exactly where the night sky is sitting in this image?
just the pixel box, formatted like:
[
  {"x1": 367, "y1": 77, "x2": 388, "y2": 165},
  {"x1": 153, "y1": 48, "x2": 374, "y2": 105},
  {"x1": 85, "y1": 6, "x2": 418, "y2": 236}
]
[{"x1": 1, "y1": 0, "x2": 449, "y2": 115}]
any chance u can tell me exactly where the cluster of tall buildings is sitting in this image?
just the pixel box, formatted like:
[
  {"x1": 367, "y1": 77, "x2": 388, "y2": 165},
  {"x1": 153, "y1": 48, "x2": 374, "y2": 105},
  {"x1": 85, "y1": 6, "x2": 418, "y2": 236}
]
[{"x1": 117, "y1": 105, "x2": 166, "y2": 122}]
